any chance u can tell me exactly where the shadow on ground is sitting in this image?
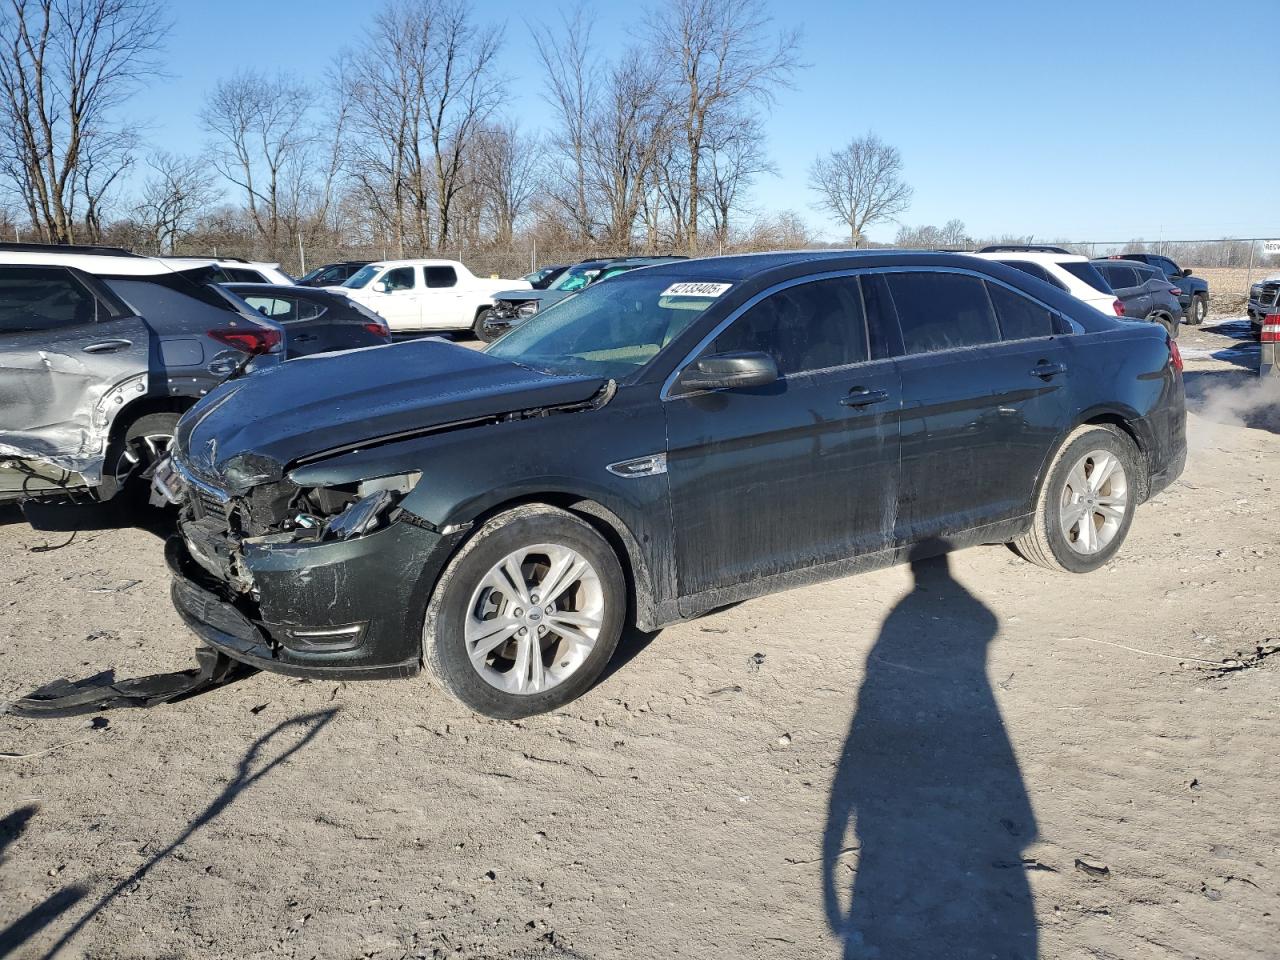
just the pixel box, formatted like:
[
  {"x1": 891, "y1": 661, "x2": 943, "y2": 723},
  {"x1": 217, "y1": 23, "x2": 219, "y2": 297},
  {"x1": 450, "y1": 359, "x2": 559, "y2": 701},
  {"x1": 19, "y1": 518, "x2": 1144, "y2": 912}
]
[
  {"x1": 0, "y1": 709, "x2": 337, "y2": 959},
  {"x1": 824, "y1": 549, "x2": 1038, "y2": 959}
]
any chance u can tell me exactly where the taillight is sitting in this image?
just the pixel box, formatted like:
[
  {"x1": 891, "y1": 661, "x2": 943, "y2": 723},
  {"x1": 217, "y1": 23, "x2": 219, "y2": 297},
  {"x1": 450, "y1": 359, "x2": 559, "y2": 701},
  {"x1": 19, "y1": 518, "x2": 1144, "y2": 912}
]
[
  {"x1": 209, "y1": 326, "x2": 282, "y2": 355},
  {"x1": 1168, "y1": 337, "x2": 1183, "y2": 371},
  {"x1": 1113, "y1": 299, "x2": 1125, "y2": 317},
  {"x1": 1169, "y1": 286, "x2": 1182, "y2": 296},
  {"x1": 1262, "y1": 313, "x2": 1280, "y2": 343},
  {"x1": 363, "y1": 320, "x2": 390, "y2": 339}
]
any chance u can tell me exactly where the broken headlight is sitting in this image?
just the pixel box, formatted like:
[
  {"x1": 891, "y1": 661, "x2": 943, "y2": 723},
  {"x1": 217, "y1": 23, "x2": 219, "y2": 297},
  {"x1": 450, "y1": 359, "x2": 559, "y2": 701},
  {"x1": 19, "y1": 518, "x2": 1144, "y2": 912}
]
[
  {"x1": 313, "y1": 471, "x2": 422, "y2": 541},
  {"x1": 516, "y1": 300, "x2": 539, "y2": 318}
]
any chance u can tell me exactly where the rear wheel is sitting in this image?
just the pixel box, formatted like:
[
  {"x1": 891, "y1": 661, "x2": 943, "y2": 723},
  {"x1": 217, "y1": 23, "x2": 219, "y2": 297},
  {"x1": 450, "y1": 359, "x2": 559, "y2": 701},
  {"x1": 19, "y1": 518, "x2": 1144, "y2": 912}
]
[
  {"x1": 1154, "y1": 313, "x2": 1178, "y2": 338},
  {"x1": 423, "y1": 504, "x2": 626, "y2": 718},
  {"x1": 1187, "y1": 294, "x2": 1207, "y2": 325},
  {"x1": 1012, "y1": 425, "x2": 1139, "y2": 574}
]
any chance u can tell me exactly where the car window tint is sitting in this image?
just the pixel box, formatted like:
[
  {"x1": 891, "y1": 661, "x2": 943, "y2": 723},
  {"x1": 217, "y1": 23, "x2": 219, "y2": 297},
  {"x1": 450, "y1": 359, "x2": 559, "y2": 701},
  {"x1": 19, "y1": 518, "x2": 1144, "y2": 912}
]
[
  {"x1": 885, "y1": 272, "x2": 1000, "y2": 354},
  {"x1": 319, "y1": 267, "x2": 345, "y2": 283},
  {"x1": 223, "y1": 268, "x2": 266, "y2": 283},
  {"x1": 244, "y1": 296, "x2": 295, "y2": 321},
  {"x1": 0, "y1": 266, "x2": 100, "y2": 332},
  {"x1": 998, "y1": 259, "x2": 1066, "y2": 291},
  {"x1": 384, "y1": 267, "x2": 415, "y2": 290},
  {"x1": 986, "y1": 282, "x2": 1055, "y2": 341},
  {"x1": 1106, "y1": 265, "x2": 1138, "y2": 289},
  {"x1": 295, "y1": 300, "x2": 326, "y2": 321},
  {"x1": 859, "y1": 273, "x2": 900, "y2": 359},
  {"x1": 425, "y1": 266, "x2": 457, "y2": 288},
  {"x1": 711, "y1": 276, "x2": 868, "y2": 376},
  {"x1": 1060, "y1": 261, "x2": 1113, "y2": 293}
]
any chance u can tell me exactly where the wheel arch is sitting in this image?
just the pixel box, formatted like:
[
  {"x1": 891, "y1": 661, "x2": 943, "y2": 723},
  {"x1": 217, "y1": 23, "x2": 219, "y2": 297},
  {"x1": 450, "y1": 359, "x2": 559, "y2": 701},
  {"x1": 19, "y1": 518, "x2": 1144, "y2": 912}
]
[
  {"x1": 107, "y1": 394, "x2": 196, "y2": 445},
  {"x1": 1031, "y1": 406, "x2": 1151, "y2": 509},
  {"x1": 433, "y1": 492, "x2": 662, "y2": 633}
]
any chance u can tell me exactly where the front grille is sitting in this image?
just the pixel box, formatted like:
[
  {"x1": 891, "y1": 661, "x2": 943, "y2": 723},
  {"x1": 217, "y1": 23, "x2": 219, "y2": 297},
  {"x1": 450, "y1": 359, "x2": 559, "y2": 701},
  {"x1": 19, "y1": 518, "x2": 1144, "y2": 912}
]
[{"x1": 196, "y1": 488, "x2": 229, "y2": 523}]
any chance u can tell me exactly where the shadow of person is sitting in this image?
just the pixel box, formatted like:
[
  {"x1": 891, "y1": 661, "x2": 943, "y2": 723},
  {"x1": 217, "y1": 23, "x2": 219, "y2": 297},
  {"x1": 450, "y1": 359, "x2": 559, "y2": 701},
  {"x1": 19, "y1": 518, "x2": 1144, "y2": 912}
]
[{"x1": 823, "y1": 545, "x2": 1038, "y2": 959}]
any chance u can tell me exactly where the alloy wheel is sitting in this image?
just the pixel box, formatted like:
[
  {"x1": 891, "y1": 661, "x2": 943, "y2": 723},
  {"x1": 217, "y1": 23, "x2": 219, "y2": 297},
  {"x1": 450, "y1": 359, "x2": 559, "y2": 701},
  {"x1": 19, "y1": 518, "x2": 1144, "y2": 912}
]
[
  {"x1": 1059, "y1": 449, "x2": 1129, "y2": 555},
  {"x1": 464, "y1": 543, "x2": 605, "y2": 695}
]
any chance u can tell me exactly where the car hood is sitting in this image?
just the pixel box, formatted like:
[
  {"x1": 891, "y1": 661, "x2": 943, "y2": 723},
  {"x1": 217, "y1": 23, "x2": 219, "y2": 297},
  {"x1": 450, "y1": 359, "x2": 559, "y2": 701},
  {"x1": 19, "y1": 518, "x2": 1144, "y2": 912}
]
[
  {"x1": 494, "y1": 288, "x2": 571, "y2": 307},
  {"x1": 176, "y1": 339, "x2": 606, "y2": 493}
]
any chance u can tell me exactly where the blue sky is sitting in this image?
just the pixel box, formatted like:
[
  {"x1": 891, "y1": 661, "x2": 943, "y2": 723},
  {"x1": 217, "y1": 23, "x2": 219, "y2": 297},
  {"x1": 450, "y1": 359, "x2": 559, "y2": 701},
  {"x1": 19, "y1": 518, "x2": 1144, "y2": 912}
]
[{"x1": 130, "y1": 0, "x2": 1275, "y2": 243}]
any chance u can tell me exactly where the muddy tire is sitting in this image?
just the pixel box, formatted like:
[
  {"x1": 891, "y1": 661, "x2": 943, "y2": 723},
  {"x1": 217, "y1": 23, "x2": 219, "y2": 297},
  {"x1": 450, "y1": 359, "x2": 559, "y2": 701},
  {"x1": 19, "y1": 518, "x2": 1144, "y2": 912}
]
[
  {"x1": 423, "y1": 504, "x2": 626, "y2": 719},
  {"x1": 100, "y1": 411, "x2": 180, "y2": 505},
  {"x1": 1012, "y1": 425, "x2": 1139, "y2": 574}
]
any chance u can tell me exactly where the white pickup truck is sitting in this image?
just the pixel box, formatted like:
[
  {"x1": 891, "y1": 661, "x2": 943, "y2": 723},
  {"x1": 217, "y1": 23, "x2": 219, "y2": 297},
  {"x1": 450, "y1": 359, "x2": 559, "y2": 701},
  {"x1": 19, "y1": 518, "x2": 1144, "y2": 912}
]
[{"x1": 328, "y1": 259, "x2": 530, "y2": 333}]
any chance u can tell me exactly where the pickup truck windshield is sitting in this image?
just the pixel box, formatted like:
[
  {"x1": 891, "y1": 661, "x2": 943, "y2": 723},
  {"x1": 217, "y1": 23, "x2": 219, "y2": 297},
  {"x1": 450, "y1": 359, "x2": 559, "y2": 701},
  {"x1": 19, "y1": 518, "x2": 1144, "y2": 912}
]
[
  {"x1": 485, "y1": 273, "x2": 729, "y2": 380},
  {"x1": 343, "y1": 265, "x2": 381, "y2": 289}
]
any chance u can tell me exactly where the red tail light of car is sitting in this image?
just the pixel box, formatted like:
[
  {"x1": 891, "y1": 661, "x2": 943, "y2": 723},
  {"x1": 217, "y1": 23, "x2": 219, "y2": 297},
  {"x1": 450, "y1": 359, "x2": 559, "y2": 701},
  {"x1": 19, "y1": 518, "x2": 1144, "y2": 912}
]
[
  {"x1": 363, "y1": 320, "x2": 391, "y2": 339},
  {"x1": 1168, "y1": 337, "x2": 1183, "y2": 372},
  {"x1": 1262, "y1": 313, "x2": 1280, "y2": 343},
  {"x1": 1170, "y1": 286, "x2": 1182, "y2": 297},
  {"x1": 1113, "y1": 299, "x2": 1125, "y2": 317},
  {"x1": 209, "y1": 326, "x2": 282, "y2": 355}
]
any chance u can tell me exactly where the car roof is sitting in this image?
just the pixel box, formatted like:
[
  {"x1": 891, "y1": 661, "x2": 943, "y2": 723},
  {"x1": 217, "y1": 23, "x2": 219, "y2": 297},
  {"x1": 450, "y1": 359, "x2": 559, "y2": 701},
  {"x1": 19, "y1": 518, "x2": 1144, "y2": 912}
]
[
  {"x1": 224, "y1": 282, "x2": 334, "y2": 296},
  {"x1": 0, "y1": 249, "x2": 219, "y2": 276},
  {"x1": 969, "y1": 250, "x2": 1087, "y2": 265},
  {"x1": 365, "y1": 258, "x2": 462, "y2": 268}
]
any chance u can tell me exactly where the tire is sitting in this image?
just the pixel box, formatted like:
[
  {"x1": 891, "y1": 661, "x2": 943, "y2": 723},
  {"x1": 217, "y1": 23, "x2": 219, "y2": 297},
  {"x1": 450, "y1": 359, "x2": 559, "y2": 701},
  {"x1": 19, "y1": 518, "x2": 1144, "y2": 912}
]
[
  {"x1": 1187, "y1": 294, "x2": 1207, "y2": 325},
  {"x1": 472, "y1": 308, "x2": 495, "y2": 342},
  {"x1": 1155, "y1": 313, "x2": 1178, "y2": 339},
  {"x1": 100, "y1": 411, "x2": 181, "y2": 505},
  {"x1": 1011, "y1": 425, "x2": 1140, "y2": 574},
  {"x1": 423, "y1": 504, "x2": 627, "y2": 719}
]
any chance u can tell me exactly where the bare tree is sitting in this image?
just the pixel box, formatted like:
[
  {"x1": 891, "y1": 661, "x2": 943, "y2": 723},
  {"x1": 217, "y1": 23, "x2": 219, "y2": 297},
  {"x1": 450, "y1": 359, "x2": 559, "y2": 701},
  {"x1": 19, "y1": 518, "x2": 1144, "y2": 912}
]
[
  {"x1": 647, "y1": 0, "x2": 800, "y2": 252},
  {"x1": 586, "y1": 49, "x2": 670, "y2": 250},
  {"x1": 0, "y1": 0, "x2": 168, "y2": 242},
  {"x1": 134, "y1": 150, "x2": 220, "y2": 252},
  {"x1": 703, "y1": 111, "x2": 773, "y2": 250},
  {"x1": 808, "y1": 133, "x2": 912, "y2": 246},
  {"x1": 531, "y1": 3, "x2": 598, "y2": 244},
  {"x1": 200, "y1": 69, "x2": 314, "y2": 256},
  {"x1": 474, "y1": 121, "x2": 540, "y2": 245}
]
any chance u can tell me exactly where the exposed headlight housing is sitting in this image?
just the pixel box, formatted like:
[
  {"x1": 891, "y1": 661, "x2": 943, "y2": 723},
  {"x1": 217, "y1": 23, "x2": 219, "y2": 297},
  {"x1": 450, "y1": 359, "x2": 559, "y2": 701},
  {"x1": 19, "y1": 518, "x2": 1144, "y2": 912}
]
[
  {"x1": 316, "y1": 471, "x2": 422, "y2": 541},
  {"x1": 516, "y1": 300, "x2": 539, "y2": 318}
]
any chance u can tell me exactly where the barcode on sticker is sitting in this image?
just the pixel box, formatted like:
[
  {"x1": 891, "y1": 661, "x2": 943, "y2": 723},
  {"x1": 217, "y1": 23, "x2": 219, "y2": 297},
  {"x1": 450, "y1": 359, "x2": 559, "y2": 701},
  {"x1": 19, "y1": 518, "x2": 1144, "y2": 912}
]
[{"x1": 661, "y1": 282, "x2": 732, "y2": 298}]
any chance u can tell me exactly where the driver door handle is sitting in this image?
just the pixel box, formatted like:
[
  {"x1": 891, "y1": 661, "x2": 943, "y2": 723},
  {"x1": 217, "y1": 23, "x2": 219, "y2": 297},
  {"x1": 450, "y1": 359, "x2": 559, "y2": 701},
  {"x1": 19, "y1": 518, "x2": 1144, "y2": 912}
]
[
  {"x1": 841, "y1": 386, "x2": 890, "y2": 407},
  {"x1": 1030, "y1": 360, "x2": 1067, "y2": 379},
  {"x1": 82, "y1": 339, "x2": 132, "y2": 353}
]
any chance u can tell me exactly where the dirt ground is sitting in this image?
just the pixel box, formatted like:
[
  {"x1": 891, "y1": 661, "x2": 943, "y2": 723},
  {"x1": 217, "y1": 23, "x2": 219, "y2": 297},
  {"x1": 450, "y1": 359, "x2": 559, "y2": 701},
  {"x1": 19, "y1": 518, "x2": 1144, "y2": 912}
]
[{"x1": 1, "y1": 317, "x2": 1277, "y2": 960}]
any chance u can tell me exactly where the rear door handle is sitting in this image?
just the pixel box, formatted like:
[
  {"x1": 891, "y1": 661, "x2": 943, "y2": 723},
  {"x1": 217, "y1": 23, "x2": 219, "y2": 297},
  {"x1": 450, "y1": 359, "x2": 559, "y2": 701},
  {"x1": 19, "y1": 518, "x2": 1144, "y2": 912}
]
[
  {"x1": 841, "y1": 387, "x2": 890, "y2": 407},
  {"x1": 82, "y1": 339, "x2": 132, "y2": 353},
  {"x1": 1030, "y1": 361, "x2": 1067, "y2": 379}
]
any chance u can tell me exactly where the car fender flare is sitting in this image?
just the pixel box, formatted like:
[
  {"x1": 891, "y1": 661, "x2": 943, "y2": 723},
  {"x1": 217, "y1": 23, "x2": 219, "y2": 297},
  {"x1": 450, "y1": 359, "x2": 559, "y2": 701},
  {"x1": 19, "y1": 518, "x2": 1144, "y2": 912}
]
[{"x1": 1031, "y1": 404, "x2": 1150, "y2": 506}]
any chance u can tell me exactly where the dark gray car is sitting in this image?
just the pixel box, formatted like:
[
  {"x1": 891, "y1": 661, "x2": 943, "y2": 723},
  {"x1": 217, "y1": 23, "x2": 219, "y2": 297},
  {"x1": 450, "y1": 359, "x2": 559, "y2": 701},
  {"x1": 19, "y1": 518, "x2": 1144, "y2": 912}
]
[
  {"x1": 0, "y1": 249, "x2": 284, "y2": 504},
  {"x1": 1091, "y1": 260, "x2": 1183, "y2": 337},
  {"x1": 225, "y1": 283, "x2": 393, "y2": 356}
]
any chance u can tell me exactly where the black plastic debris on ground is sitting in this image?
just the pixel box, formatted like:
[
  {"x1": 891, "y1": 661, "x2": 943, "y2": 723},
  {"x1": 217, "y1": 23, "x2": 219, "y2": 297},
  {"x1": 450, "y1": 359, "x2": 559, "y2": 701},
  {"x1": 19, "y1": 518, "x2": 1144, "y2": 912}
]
[{"x1": 2, "y1": 647, "x2": 256, "y2": 718}]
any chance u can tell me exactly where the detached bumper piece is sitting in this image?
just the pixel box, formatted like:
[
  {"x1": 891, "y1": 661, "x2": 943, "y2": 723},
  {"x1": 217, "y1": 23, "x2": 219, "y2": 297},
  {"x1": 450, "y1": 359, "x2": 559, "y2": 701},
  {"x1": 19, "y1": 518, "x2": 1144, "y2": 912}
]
[
  {"x1": 165, "y1": 519, "x2": 453, "y2": 680},
  {"x1": 4, "y1": 646, "x2": 251, "y2": 718}
]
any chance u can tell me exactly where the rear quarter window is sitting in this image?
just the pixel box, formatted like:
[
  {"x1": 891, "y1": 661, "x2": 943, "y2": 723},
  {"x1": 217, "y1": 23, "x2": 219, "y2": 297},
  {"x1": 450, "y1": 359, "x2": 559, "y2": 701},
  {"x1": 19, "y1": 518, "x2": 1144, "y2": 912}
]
[
  {"x1": 986, "y1": 282, "x2": 1056, "y2": 341},
  {"x1": 885, "y1": 272, "x2": 1000, "y2": 354}
]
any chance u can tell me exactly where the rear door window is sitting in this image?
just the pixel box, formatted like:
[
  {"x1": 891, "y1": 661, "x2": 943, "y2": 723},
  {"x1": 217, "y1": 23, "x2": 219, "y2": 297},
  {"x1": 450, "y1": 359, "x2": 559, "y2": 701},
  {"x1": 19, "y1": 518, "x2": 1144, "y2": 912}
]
[
  {"x1": 0, "y1": 266, "x2": 103, "y2": 332},
  {"x1": 885, "y1": 272, "x2": 1000, "y2": 354},
  {"x1": 1102, "y1": 264, "x2": 1138, "y2": 289},
  {"x1": 712, "y1": 276, "x2": 868, "y2": 376},
  {"x1": 425, "y1": 266, "x2": 458, "y2": 288},
  {"x1": 986, "y1": 282, "x2": 1056, "y2": 341},
  {"x1": 997, "y1": 260, "x2": 1066, "y2": 290}
]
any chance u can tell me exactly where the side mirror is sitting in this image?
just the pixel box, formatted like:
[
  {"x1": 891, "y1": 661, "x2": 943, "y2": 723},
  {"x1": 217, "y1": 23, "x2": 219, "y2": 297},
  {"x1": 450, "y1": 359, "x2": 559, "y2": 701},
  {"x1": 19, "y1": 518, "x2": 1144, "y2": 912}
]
[
  {"x1": 373, "y1": 280, "x2": 389, "y2": 293},
  {"x1": 1181, "y1": 267, "x2": 1193, "y2": 278},
  {"x1": 676, "y1": 351, "x2": 779, "y2": 393}
]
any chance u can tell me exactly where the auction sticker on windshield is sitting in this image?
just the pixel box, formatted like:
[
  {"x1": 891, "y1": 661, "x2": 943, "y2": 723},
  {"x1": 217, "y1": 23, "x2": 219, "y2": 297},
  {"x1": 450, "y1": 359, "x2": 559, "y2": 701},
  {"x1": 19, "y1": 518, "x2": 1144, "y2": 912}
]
[{"x1": 661, "y1": 282, "x2": 732, "y2": 298}]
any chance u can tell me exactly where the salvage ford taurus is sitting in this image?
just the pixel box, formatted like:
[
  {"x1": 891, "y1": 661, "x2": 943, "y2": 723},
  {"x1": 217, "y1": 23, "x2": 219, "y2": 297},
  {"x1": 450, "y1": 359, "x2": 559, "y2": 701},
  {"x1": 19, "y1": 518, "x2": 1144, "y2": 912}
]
[{"x1": 160, "y1": 251, "x2": 1187, "y2": 718}]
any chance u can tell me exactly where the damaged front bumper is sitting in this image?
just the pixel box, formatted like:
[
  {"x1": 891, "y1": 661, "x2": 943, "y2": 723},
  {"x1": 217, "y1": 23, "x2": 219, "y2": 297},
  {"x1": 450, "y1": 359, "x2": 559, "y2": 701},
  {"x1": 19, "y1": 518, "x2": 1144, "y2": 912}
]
[{"x1": 166, "y1": 507, "x2": 461, "y2": 681}]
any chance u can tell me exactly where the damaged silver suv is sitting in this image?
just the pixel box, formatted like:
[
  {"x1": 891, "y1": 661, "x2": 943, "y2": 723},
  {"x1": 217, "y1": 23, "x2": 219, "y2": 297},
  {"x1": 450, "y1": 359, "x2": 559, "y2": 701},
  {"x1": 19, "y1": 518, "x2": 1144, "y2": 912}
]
[
  {"x1": 0, "y1": 245, "x2": 284, "y2": 503},
  {"x1": 162, "y1": 251, "x2": 1186, "y2": 719}
]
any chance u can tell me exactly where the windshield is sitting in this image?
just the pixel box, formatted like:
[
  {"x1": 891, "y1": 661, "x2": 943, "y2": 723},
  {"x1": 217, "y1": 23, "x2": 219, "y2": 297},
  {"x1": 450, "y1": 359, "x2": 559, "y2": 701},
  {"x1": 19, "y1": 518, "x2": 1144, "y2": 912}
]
[
  {"x1": 343, "y1": 265, "x2": 382, "y2": 289},
  {"x1": 485, "y1": 273, "x2": 729, "y2": 380},
  {"x1": 298, "y1": 267, "x2": 323, "y2": 283},
  {"x1": 549, "y1": 264, "x2": 602, "y2": 292}
]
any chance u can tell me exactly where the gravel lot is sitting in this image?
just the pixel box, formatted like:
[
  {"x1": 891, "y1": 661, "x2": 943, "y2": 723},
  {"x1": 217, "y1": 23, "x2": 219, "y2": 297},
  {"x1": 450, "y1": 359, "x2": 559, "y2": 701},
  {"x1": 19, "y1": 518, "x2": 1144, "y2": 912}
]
[{"x1": 1, "y1": 318, "x2": 1277, "y2": 960}]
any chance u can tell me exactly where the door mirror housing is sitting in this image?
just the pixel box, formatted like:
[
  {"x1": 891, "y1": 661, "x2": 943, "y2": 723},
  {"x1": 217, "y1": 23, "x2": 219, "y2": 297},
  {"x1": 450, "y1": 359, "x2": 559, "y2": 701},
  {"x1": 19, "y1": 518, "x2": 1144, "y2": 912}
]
[
  {"x1": 372, "y1": 280, "x2": 389, "y2": 293},
  {"x1": 676, "y1": 351, "x2": 779, "y2": 393},
  {"x1": 1180, "y1": 267, "x2": 1193, "y2": 278}
]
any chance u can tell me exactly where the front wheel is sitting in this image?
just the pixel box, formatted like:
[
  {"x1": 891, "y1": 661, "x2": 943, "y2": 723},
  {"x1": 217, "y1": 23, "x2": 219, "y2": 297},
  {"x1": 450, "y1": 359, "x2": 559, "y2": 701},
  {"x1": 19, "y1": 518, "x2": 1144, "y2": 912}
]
[
  {"x1": 1012, "y1": 425, "x2": 1139, "y2": 574},
  {"x1": 423, "y1": 504, "x2": 626, "y2": 718},
  {"x1": 472, "y1": 308, "x2": 496, "y2": 342}
]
